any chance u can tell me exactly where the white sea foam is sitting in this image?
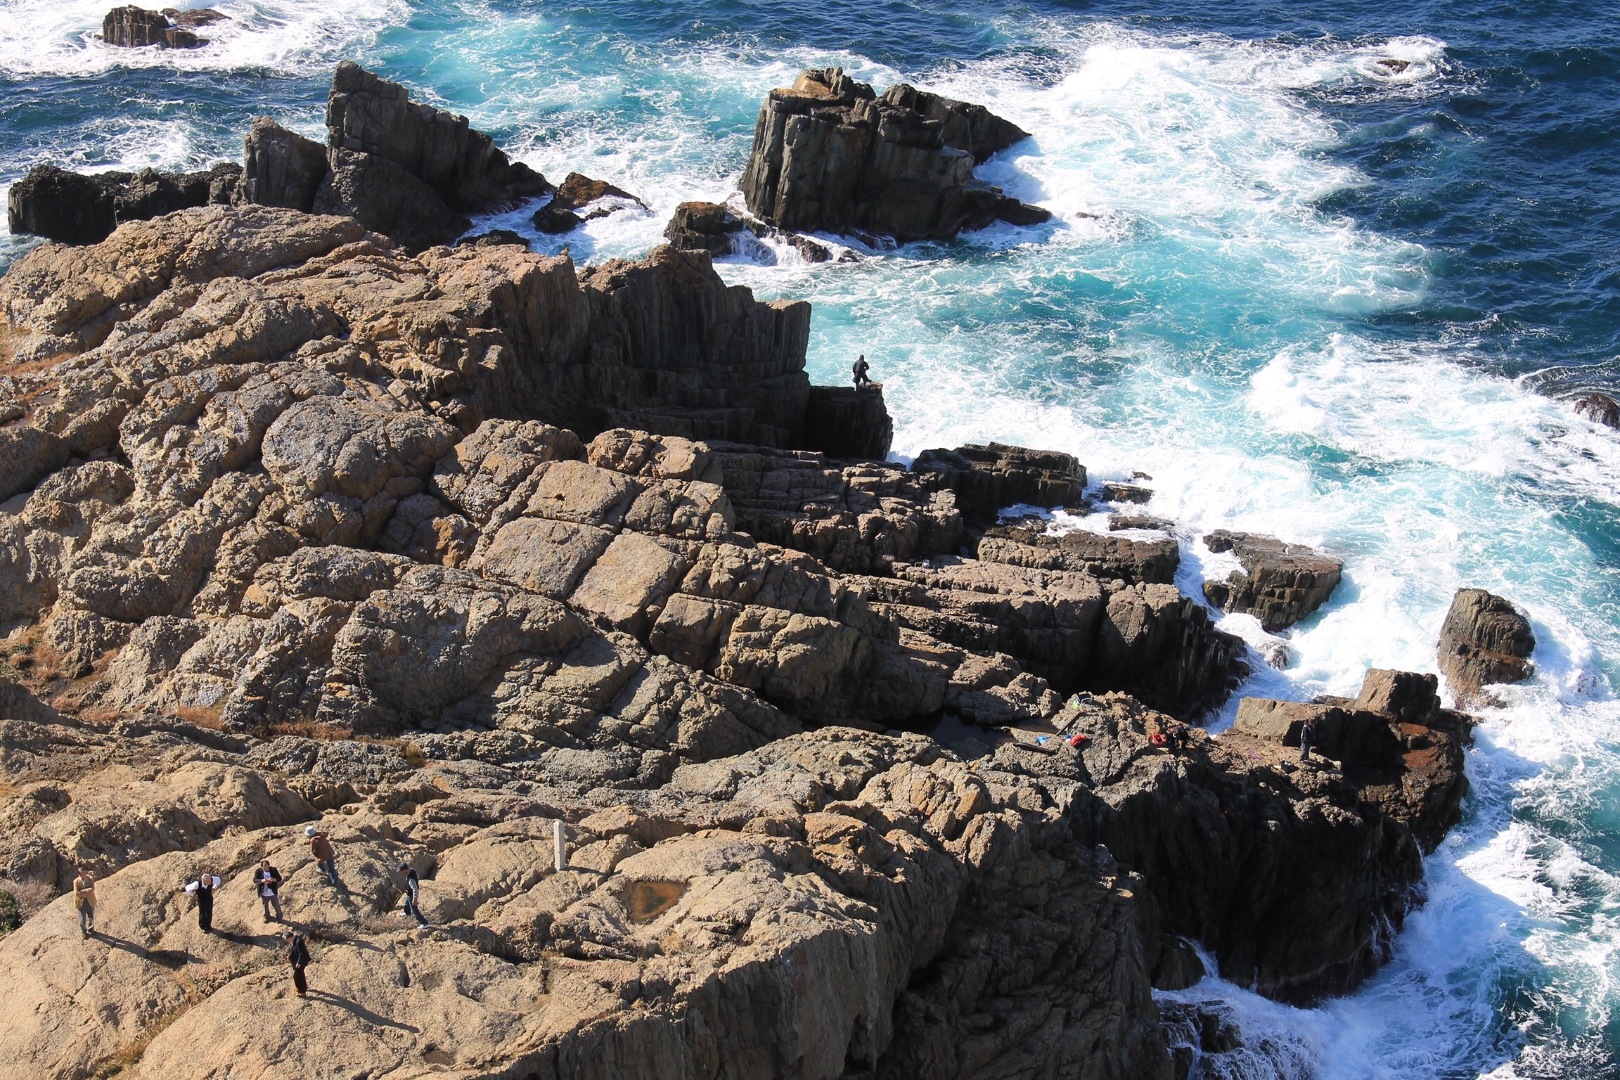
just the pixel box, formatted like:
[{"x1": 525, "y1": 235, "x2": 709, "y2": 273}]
[{"x1": 0, "y1": 0, "x2": 409, "y2": 78}]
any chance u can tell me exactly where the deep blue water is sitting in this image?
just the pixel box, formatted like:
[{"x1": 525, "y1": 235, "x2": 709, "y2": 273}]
[{"x1": 4, "y1": 1, "x2": 1620, "y2": 1076}]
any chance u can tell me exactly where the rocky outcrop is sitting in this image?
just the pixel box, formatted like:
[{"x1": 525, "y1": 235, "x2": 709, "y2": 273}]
[
  {"x1": 1069, "y1": 692, "x2": 1418, "y2": 1005},
  {"x1": 101, "y1": 5, "x2": 223, "y2": 48},
  {"x1": 980, "y1": 521, "x2": 1180, "y2": 586},
  {"x1": 739, "y1": 68, "x2": 1049, "y2": 242},
  {"x1": 531, "y1": 171, "x2": 648, "y2": 234},
  {"x1": 238, "y1": 117, "x2": 328, "y2": 211},
  {"x1": 664, "y1": 200, "x2": 746, "y2": 255},
  {"x1": 911, "y1": 442, "x2": 1086, "y2": 526},
  {"x1": 0, "y1": 203, "x2": 1471, "y2": 1077},
  {"x1": 1437, "y1": 588, "x2": 1535, "y2": 703},
  {"x1": 326, "y1": 60, "x2": 548, "y2": 215},
  {"x1": 6, "y1": 162, "x2": 240, "y2": 245},
  {"x1": 1233, "y1": 668, "x2": 1472, "y2": 852},
  {"x1": 1201, "y1": 529, "x2": 1343, "y2": 631}
]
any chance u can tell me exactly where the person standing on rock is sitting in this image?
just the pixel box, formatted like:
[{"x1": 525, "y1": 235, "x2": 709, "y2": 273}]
[
  {"x1": 852, "y1": 354, "x2": 872, "y2": 389},
  {"x1": 253, "y1": 858, "x2": 284, "y2": 923},
  {"x1": 72, "y1": 864, "x2": 97, "y2": 939},
  {"x1": 184, "y1": 871, "x2": 221, "y2": 934},
  {"x1": 1299, "y1": 714, "x2": 1317, "y2": 763},
  {"x1": 398, "y1": 863, "x2": 429, "y2": 927},
  {"x1": 282, "y1": 929, "x2": 311, "y2": 998},
  {"x1": 306, "y1": 825, "x2": 340, "y2": 888}
]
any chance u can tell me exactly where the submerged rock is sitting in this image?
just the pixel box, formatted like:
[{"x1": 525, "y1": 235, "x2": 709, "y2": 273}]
[
  {"x1": 1574, "y1": 391, "x2": 1620, "y2": 428},
  {"x1": 739, "y1": 67, "x2": 1049, "y2": 241}
]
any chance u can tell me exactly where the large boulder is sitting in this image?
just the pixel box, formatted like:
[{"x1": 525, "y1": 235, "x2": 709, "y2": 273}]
[
  {"x1": 739, "y1": 67, "x2": 1049, "y2": 242},
  {"x1": 1436, "y1": 588, "x2": 1535, "y2": 703},
  {"x1": 1201, "y1": 529, "x2": 1342, "y2": 631}
]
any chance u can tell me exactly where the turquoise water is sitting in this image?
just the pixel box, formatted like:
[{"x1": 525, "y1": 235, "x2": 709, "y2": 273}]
[{"x1": 4, "y1": 1, "x2": 1620, "y2": 1075}]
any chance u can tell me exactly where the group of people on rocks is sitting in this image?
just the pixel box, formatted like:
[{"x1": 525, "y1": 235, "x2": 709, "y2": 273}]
[{"x1": 70, "y1": 823, "x2": 431, "y2": 999}]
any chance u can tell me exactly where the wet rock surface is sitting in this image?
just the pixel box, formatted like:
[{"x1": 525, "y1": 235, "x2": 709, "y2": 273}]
[
  {"x1": 0, "y1": 203, "x2": 1472, "y2": 1078},
  {"x1": 1201, "y1": 529, "x2": 1343, "y2": 631},
  {"x1": 1437, "y1": 587, "x2": 1535, "y2": 703},
  {"x1": 739, "y1": 67, "x2": 1049, "y2": 241}
]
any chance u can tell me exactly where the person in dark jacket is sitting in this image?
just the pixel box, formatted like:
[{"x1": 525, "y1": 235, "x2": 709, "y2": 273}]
[
  {"x1": 282, "y1": 930, "x2": 310, "y2": 997},
  {"x1": 1300, "y1": 714, "x2": 1317, "y2": 762},
  {"x1": 852, "y1": 354, "x2": 872, "y2": 389},
  {"x1": 398, "y1": 863, "x2": 429, "y2": 927},
  {"x1": 184, "y1": 872, "x2": 220, "y2": 934},
  {"x1": 253, "y1": 859, "x2": 283, "y2": 922}
]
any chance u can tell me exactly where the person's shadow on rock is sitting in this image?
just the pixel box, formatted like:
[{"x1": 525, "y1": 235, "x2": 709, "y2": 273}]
[{"x1": 304, "y1": 990, "x2": 418, "y2": 1032}]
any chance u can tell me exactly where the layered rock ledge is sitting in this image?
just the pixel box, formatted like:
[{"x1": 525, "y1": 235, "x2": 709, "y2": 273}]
[{"x1": 0, "y1": 205, "x2": 1471, "y2": 1078}]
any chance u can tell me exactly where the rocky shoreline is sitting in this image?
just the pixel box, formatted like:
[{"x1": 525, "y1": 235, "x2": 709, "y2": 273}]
[{"x1": 0, "y1": 60, "x2": 1533, "y2": 1080}]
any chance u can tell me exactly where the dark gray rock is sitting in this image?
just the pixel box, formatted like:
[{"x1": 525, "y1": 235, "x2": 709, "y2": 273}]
[
  {"x1": 1202, "y1": 530, "x2": 1342, "y2": 631},
  {"x1": 312, "y1": 147, "x2": 470, "y2": 253},
  {"x1": 911, "y1": 443, "x2": 1085, "y2": 526},
  {"x1": 325, "y1": 60, "x2": 549, "y2": 214},
  {"x1": 7, "y1": 162, "x2": 239, "y2": 244},
  {"x1": 1437, "y1": 588, "x2": 1535, "y2": 702},
  {"x1": 739, "y1": 67, "x2": 1048, "y2": 242},
  {"x1": 531, "y1": 201, "x2": 583, "y2": 234},
  {"x1": 239, "y1": 118, "x2": 328, "y2": 211},
  {"x1": 1573, "y1": 392, "x2": 1620, "y2": 429},
  {"x1": 801, "y1": 385, "x2": 893, "y2": 461}
]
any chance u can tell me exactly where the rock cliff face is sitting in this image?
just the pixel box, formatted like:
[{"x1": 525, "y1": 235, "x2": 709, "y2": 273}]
[
  {"x1": 739, "y1": 68, "x2": 1050, "y2": 242},
  {"x1": 0, "y1": 205, "x2": 1471, "y2": 1078}
]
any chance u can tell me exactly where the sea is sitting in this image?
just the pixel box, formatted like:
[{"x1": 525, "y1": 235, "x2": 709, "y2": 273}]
[{"x1": 2, "y1": 1, "x2": 1618, "y2": 1076}]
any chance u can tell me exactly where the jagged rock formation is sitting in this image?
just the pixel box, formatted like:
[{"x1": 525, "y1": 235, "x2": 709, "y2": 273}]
[
  {"x1": 739, "y1": 68, "x2": 1050, "y2": 242},
  {"x1": 1437, "y1": 588, "x2": 1535, "y2": 703},
  {"x1": 239, "y1": 118, "x2": 328, "y2": 210},
  {"x1": 532, "y1": 172, "x2": 648, "y2": 234},
  {"x1": 664, "y1": 200, "x2": 747, "y2": 255},
  {"x1": 0, "y1": 205, "x2": 1471, "y2": 1077},
  {"x1": 11, "y1": 63, "x2": 546, "y2": 254},
  {"x1": 1201, "y1": 529, "x2": 1343, "y2": 631},
  {"x1": 6, "y1": 163, "x2": 240, "y2": 245},
  {"x1": 101, "y1": 5, "x2": 225, "y2": 49}
]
